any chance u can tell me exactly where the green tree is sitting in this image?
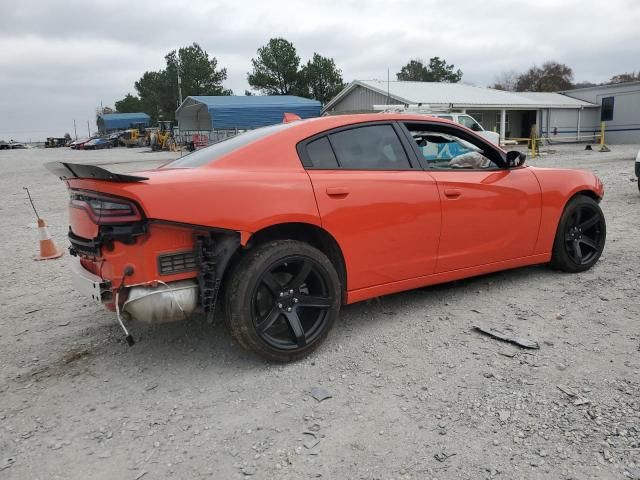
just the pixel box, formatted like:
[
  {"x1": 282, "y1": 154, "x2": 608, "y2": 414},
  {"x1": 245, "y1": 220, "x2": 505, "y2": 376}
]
[
  {"x1": 115, "y1": 93, "x2": 144, "y2": 113},
  {"x1": 396, "y1": 57, "x2": 463, "y2": 83},
  {"x1": 297, "y1": 53, "x2": 345, "y2": 104},
  {"x1": 247, "y1": 38, "x2": 300, "y2": 95},
  {"x1": 114, "y1": 43, "x2": 231, "y2": 123},
  {"x1": 514, "y1": 61, "x2": 574, "y2": 92}
]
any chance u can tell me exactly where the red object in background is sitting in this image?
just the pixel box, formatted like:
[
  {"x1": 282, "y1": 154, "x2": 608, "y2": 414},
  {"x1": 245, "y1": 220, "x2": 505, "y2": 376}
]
[
  {"x1": 191, "y1": 134, "x2": 209, "y2": 148},
  {"x1": 283, "y1": 112, "x2": 302, "y2": 123}
]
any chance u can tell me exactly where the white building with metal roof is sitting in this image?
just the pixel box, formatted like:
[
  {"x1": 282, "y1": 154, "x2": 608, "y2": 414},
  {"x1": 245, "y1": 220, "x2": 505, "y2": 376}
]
[
  {"x1": 323, "y1": 80, "x2": 600, "y2": 143},
  {"x1": 561, "y1": 81, "x2": 640, "y2": 144}
]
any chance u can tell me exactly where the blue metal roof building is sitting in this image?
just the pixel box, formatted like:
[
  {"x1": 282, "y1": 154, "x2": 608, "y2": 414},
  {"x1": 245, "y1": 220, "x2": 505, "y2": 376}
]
[
  {"x1": 97, "y1": 112, "x2": 150, "y2": 133},
  {"x1": 176, "y1": 96, "x2": 321, "y2": 131}
]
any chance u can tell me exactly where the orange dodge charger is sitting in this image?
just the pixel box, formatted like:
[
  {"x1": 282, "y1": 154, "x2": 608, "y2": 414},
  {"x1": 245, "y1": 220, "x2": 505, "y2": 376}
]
[{"x1": 47, "y1": 114, "x2": 606, "y2": 361}]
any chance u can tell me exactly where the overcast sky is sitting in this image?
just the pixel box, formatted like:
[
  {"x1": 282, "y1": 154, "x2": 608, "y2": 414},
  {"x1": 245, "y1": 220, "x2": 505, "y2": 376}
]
[{"x1": 1, "y1": 0, "x2": 639, "y2": 140}]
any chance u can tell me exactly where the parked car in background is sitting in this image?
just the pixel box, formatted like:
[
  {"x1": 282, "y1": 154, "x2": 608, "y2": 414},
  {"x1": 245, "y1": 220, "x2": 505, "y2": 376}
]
[
  {"x1": 0, "y1": 140, "x2": 26, "y2": 149},
  {"x1": 46, "y1": 113, "x2": 606, "y2": 362},
  {"x1": 69, "y1": 138, "x2": 90, "y2": 150},
  {"x1": 45, "y1": 137, "x2": 68, "y2": 148},
  {"x1": 84, "y1": 137, "x2": 112, "y2": 150}
]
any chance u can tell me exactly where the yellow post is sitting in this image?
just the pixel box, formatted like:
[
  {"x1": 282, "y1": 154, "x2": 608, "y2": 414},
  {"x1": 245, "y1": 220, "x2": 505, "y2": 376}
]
[
  {"x1": 529, "y1": 124, "x2": 537, "y2": 159},
  {"x1": 599, "y1": 121, "x2": 605, "y2": 146}
]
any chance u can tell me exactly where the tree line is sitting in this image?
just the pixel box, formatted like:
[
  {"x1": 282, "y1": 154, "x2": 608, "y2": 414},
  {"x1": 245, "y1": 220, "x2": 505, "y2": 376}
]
[
  {"x1": 112, "y1": 39, "x2": 638, "y2": 122},
  {"x1": 492, "y1": 62, "x2": 639, "y2": 92}
]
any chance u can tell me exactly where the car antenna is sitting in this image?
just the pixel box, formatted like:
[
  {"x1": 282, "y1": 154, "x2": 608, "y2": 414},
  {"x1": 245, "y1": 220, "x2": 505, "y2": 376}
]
[{"x1": 23, "y1": 187, "x2": 41, "y2": 220}]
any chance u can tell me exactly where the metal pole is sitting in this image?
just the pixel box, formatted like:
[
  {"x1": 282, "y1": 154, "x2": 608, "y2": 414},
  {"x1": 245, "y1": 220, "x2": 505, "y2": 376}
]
[
  {"x1": 177, "y1": 56, "x2": 183, "y2": 107},
  {"x1": 577, "y1": 108, "x2": 582, "y2": 141},
  {"x1": 499, "y1": 109, "x2": 506, "y2": 144},
  {"x1": 73, "y1": 119, "x2": 77, "y2": 140},
  {"x1": 387, "y1": 68, "x2": 390, "y2": 105},
  {"x1": 87, "y1": 120, "x2": 91, "y2": 137}
]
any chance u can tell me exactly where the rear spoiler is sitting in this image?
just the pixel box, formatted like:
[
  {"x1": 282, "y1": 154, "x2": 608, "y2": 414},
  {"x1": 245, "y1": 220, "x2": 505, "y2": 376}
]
[{"x1": 45, "y1": 162, "x2": 148, "y2": 182}]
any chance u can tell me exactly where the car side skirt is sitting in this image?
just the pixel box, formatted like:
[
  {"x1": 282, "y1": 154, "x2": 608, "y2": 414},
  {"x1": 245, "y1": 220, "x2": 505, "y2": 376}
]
[{"x1": 346, "y1": 253, "x2": 551, "y2": 304}]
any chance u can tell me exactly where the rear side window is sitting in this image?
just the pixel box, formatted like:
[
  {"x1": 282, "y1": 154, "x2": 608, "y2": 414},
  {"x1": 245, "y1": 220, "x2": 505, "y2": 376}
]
[
  {"x1": 162, "y1": 123, "x2": 293, "y2": 168},
  {"x1": 328, "y1": 125, "x2": 411, "y2": 170},
  {"x1": 306, "y1": 137, "x2": 338, "y2": 168}
]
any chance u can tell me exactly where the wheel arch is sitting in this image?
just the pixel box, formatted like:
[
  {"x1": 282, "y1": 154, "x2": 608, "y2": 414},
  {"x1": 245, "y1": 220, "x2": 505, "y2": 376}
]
[
  {"x1": 244, "y1": 222, "x2": 348, "y2": 301},
  {"x1": 568, "y1": 188, "x2": 601, "y2": 203}
]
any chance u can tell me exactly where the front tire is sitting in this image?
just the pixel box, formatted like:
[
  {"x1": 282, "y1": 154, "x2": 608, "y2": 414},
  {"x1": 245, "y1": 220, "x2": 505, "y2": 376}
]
[
  {"x1": 551, "y1": 195, "x2": 606, "y2": 273},
  {"x1": 225, "y1": 240, "x2": 341, "y2": 362}
]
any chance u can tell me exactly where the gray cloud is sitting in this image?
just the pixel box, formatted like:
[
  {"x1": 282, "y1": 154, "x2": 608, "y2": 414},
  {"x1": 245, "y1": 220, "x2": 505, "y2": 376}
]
[{"x1": 1, "y1": 0, "x2": 639, "y2": 139}]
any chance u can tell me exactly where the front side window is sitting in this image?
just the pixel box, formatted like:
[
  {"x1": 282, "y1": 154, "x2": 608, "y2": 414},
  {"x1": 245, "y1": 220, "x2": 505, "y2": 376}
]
[
  {"x1": 404, "y1": 124, "x2": 498, "y2": 170},
  {"x1": 327, "y1": 125, "x2": 411, "y2": 170}
]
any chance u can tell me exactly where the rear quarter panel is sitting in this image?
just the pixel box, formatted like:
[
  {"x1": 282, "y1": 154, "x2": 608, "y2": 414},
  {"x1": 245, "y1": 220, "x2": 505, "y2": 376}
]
[
  {"x1": 529, "y1": 167, "x2": 604, "y2": 254},
  {"x1": 68, "y1": 165, "x2": 321, "y2": 237}
]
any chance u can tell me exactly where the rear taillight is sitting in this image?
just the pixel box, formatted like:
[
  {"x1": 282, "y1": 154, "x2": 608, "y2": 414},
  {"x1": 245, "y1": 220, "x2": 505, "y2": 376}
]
[{"x1": 70, "y1": 191, "x2": 143, "y2": 224}]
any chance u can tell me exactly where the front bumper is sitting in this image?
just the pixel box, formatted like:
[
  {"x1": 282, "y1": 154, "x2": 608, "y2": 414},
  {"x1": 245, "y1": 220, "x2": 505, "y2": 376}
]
[{"x1": 70, "y1": 257, "x2": 112, "y2": 303}]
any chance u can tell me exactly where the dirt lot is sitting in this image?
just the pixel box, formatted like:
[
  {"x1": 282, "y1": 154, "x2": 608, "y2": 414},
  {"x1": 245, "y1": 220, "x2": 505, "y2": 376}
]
[{"x1": 1, "y1": 143, "x2": 639, "y2": 480}]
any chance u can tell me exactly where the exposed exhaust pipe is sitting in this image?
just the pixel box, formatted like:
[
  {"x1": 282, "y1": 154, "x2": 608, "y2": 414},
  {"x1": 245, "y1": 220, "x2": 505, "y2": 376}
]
[{"x1": 122, "y1": 280, "x2": 199, "y2": 323}]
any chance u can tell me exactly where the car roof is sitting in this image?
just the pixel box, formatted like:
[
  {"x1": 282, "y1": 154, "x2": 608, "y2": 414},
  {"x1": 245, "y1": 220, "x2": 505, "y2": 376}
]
[
  {"x1": 204, "y1": 113, "x2": 504, "y2": 171},
  {"x1": 279, "y1": 113, "x2": 459, "y2": 140}
]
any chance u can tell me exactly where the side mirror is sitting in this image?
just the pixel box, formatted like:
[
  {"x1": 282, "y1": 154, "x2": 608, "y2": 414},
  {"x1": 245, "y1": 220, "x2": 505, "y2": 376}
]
[{"x1": 506, "y1": 150, "x2": 526, "y2": 168}]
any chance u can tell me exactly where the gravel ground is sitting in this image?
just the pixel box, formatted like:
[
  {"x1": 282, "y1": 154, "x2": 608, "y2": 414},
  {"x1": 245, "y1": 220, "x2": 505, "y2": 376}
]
[{"x1": 1, "y1": 143, "x2": 639, "y2": 480}]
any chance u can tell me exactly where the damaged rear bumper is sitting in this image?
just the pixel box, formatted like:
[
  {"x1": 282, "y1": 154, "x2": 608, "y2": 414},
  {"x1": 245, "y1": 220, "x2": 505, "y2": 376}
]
[{"x1": 70, "y1": 257, "x2": 112, "y2": 303}]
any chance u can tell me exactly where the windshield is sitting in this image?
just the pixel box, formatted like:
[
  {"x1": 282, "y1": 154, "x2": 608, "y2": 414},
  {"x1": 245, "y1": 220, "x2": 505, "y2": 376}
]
[{"x1": 162, "y1": 122, "x2": 294, "y2": 168}]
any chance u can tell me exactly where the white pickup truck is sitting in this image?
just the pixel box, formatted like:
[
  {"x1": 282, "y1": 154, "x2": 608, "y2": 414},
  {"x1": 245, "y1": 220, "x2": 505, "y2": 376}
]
[
  {"x1": 428, "y1": 113, "x2": 501, "y2": 146},
  {"x1": 374, "y1": 106, "x2": 501, "y2": 146}
]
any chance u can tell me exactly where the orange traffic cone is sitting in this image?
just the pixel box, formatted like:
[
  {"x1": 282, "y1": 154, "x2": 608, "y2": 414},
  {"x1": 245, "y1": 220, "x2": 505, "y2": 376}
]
[{"x1": 34, "y1": 218, "x2": 64, "y2": 261}]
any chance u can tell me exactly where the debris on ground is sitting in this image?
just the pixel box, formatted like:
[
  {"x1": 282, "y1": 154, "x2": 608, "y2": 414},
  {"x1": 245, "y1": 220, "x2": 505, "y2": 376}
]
[
  {"x1": 0, "y1": 457, "x2": 16, "y2": 471},
  {"x1": 473, "y1": 325, "x2": 540, "y2": 349},
  {"x1": 310, "y1": 386, "x2": 332, "y2": 402},
  {"x1": 557, "y1": 384, "x2": 591, "y2": 405},
  {"x1": 434, "y1": 452, "x2": 456, "y2": 462},
  {"x1": 303, "y1": 432, "x2": 320, "y2": 449},
  {"x1": 61, "y1": 348, "x2": 91, "y2": 364}
]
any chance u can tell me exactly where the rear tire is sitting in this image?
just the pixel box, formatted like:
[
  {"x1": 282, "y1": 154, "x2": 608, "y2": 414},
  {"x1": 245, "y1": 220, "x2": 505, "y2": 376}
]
[
  {"x1": 225, "y1": 240, "x2": 341, "y2": 362},
  {"x1": 550, "y1": 195, "x2": 606, "y2": 273}
]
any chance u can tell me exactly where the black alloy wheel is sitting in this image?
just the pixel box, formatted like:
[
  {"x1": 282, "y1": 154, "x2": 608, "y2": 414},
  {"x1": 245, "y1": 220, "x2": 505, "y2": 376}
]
[
  {"x1": 563, "y1": 203, "x2": 605, "y2": 265},
  {"x1": 551, "y1": 195, "x2": 606, "y2": 273},
  {"x1": 225, "y1": 240, "x2": 341, "y2": 362},
  {"x1": 253, "y1": 256, "x2": 333, "y2": 350}
]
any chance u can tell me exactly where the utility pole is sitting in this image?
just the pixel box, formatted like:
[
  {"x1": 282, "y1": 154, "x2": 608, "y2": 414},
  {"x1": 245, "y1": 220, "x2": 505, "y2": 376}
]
[
  {"x1": 87, "y1": 120, "x2": 91, "y2": 137},
  {"x1": 73, "y1": 119, "x2": 77, "y2": 140},
  {"x1": 177, "y1": 56, "x2": 183, "y2": 107}
]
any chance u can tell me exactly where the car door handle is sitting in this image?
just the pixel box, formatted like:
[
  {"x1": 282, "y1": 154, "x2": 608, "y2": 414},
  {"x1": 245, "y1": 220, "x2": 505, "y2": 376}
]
[
  {"x1": 326, "y1": 187, "x2": 350, "y2": 197},
  {"x1": 444, "y1": 188, "x2": 461, "y2": 199}
]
